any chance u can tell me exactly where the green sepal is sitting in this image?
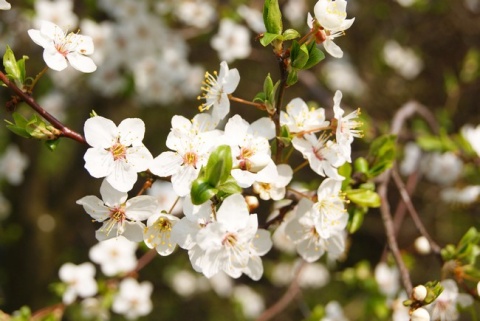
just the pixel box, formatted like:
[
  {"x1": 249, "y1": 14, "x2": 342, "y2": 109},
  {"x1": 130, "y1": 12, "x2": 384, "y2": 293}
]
[
  {"x1": 338, "y1": 162, "x2": 352, "y2": 190},
  {"x1": 190, "y1": 178, "x2": 218, "y2": 205},
  {"x1": 263, "y1": 0, "x2": 282, "y2": 35},
  {"x1": 205, "y1": 145, "x2": 233, "y2": 187},
  {"x1": 302, "y1": 41, "x2": 325, "y2": 70},
  {"x1": 423, "y1": 281, "x2": 443, "y2": 304},
  {"x1": 282, "y1": 29, "x2": 300, "y2": 41},
  {"x1": 263, "y1": 73, "x2": 274, "y2": 96},
  {"x1": 259, "y1": 32, "x2": 282, "y2": 47},
  {"x1": 45, "y1": 139, "x2": 60, "y2": 151},
  {"x1": 345, "y1": 188, "x2": 381, "y2": 208}
]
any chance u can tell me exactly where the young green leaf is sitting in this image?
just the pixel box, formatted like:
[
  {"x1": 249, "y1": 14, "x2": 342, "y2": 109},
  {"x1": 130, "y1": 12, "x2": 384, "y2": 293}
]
[
  {"x1": 345, "y1": 189, "x2": 381, "y2": 208},
  {"x1": 282, "y1": 29, "x2": 300, "y2": 41},
  {"x1": 259, "y1": 32, "x2": 282, "y2": 47},
  {"x1": 263, "y1": 0, "x2": 283, "y2": 35}
]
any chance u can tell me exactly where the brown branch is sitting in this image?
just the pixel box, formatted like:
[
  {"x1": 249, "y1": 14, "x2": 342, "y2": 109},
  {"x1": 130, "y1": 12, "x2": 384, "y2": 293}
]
[
  {"x1": 391, "y1": 167, "x2": 442, "y2": 254},
  {"x1": 255, "y1": 261, "x2": 305, "y2": 321},
  {"x1": 0, "y1": 70, "x2": 87, "y2": 145},
  {"x1": 273, "y1": 54, "x2": 288, "y2": 163},
  {"x1": 376, "y1": 101, "x2": 440, "y2": 294},
  {"x1": 228, "y1": 94, "x2": 266, "y2": 111}
]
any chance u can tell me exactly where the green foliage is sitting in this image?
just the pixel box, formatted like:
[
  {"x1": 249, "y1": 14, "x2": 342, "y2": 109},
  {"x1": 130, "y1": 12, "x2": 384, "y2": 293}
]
[
  {"x1": 287, "y1": 41, "x2": 325, "y2": 85},
  {"x1": 262, "y1": 0, "x2": 282, "y2": 35},
  {"x1": 345, "y1": 189, "x2": 381, "y2": 208},
  {"x1": 3, "y1": 46, "x2": 28, "y2": 88},
  {"x1": 441, "y1": 227, "x2": 480, "y2": 265},
  {"x1": 5, "y1": 112, "x2": 61, "y2": 150},
  {"x1": 253, "y1": 74, "x2": 280, "y2": 114},
  {"x1": 416, "y1": 129, "x2": 456, "y2": 152},
  {"x1": 367, "y1": 134, "x2": 396, "y2": 178},
  {"x1": 190, "y1": 145, "x2": 241, "y2": 205}
]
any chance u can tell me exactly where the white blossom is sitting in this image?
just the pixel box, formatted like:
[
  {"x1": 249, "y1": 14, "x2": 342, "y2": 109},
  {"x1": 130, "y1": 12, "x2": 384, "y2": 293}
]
[
  {"x1": 112, "y1": 278, "x2": 153, "y2": 320},
  {"x1": 253, "y1": 164, "x2": 293, "y2": 201},
  {"x1": 147, "y1": 181, "x2": 183, "y2": 215},
  {"x1": 426, "y1": 279, "x2": 473, "y2": 321},
  {"x1": 422, "y1": 152, "x2": 463, "y2": 186},
  {"x1": 0, "y1": 0, "x2": 10, "y2": 10},
  {"x1": 280, "y1": 97, "x2": 330, "y2": 134},
  {"x1": 414, "y1": 236, "x2": 432, "y2": 255},
  {"x1": 59, "y1": 262, "x2": 97, "y2": 304},
  {"x1": 309, "y1": 0, "x2": 355, "y2": 58},
  {"x1": 333, "y1": 90, "x2": 362, "y2": 162},
  {"x1": 149, "y1": 114, "x2": 220, "y2": 197},
  {"x1": 211, "y1": 19, "x2": 251, "y2": 63},
  {"x1": 144, "y1": 213, "x2": 179, "y2": 256},
  {"x1": 321, "y1": 301, "x2": 349, "y2": 321},
  {"x1": 81, "y1": 297, "x2": 110, "y2": 321},
  {"x1": 374, "y1": 262, "x2": 400, "y2": 298},
  {"x1": 411, "y1": 308, "x2": 430, "y2": 321},
  {"x1": 400, "y1": 142, "x2": 422, "y2": 176},
  {"x1": 176, "y1": 0, "x2": 216, "y2": 29},
  {"x1": 383, "y1": 40, "x2": 423, "y2": 79},
  {"x1": 224, "y1": 115, "x2": 277, "y2": 187},
  {"x1": 0, "y1": 145, "x2": 29, "y2": 185},
  {"x1": 88, "y1": 236, "x2": 138, "y2": 276},
  {"x1": 237, "y1": 5, "x2": 266, "y2": 33},
  {"x1": 76, "y1": 179, "x2": 157, "y2": 242},
  {"x1": 233, "y1": 285, "x2": 265, "y2": 319},
  {"x1": 33, "y1": 0, "x2": 78, "y2": 28},
  {"x1": 83, "y1": 116, "x2": 153, "y2": 192},
  {"x1": 28, "y1": 21, "x2": 96, "y2": 72},
  {"x1": 441, "y1": 185, "x2": 480, "y2": 204},
  {"x1": 198, "y1": 61, "x2": 240, "y2": 122},
  {"x1": 461, "y1": 124, "x2": 480, "y2": 157}
]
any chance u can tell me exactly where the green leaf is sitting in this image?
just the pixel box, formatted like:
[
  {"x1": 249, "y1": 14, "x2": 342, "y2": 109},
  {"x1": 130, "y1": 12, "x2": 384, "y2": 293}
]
[
  {"x1": 217, "y1": 177, "x2": 242, "y2": 195},
  {"x1": 3, "y1": 46, "x2": 21, "y2": 81},
  {"x1": 190, "y1": 178, "x2": 217, "y2": 205},
  {"x1": 205, "y1": 145, "x2": 233, "y2": 187},
  {"x1": 259, "y1": 32, "x2": 282, "y2": 47},
  {"x1": 282, "y1": 29, "x2": 300, "y2": 41},
  {"x1": 302, "y1": 42, "x2": 325, "y2": 70},
  {"x1": 367, "y1": 134, "x2": 396, "y2": 178},
  {"x1": 338, "y1": 162, "x2": 352, "y2": 190},
  {"x1": 346, "y1": 189, "x2": 381, "y2": 208},
  {"x1": 253, "y1": 92, "x2": 266, "y2": 103},
  {"x1": 263, "y1": 73, "x2": 274, "y2": 96},
  {"x1": 263, "y1": 0, "x2": 283, "y2": 35},
  {"x1": 290, "y1": 41, "x2": 309, "y2": 69},
  {"x1": 354, "y1": 157, "x2": 369, "y2": 173},
  {"x1": 286, "y1": 69, "x2": 298, "y2": 86},
  {"x1": 348, "y1": 207, "x2": 367, "y2": 233},
  {"x1": 5, "y1": 121, "x2": 30, "y2": 138}
]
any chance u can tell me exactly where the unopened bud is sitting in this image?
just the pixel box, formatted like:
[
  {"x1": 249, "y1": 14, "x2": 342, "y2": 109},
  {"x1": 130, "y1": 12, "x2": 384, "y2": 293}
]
[
  {"x1": 414, "y1": 236, "x2": 431, "y2": 255},
  {"x1": 412, "y1": 285, "x2": 427, "y2": 301},
  {"x1": 245, "y1": 195, "x2": 259, "y2": 211},
  {"x1": 477, "y1": 281, "x2": 480, "y2": 296},
  {"x1": 410, "y1": 307, "x2": 430, "y2": 321}
]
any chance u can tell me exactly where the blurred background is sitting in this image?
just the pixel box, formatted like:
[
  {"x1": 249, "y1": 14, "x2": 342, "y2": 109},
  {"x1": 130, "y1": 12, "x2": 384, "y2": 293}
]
[{"x1": 0, "y1": 0, "x2": 479, "y2": 320}]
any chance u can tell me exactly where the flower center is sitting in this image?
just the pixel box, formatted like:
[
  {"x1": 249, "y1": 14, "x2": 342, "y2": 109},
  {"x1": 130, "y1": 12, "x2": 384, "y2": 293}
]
[
  {"x1": 102, "y1": 206, "x2": 126, "y2": 236},
  {"x1": 326, "y1": 2, "x2": 347, "y2": 20},
  {"x1": 222, "y1": 232, "x2": 238, "y2": 247},
  {"x1": 197, "y1": 70, "x2": 222, "y2": 112},
  {"x1": 110, "y1": 141, "x2": 127, "y2": 161},
  {"x1": 183, "y1": 151, "x2": 198, "y2": 167},
  {"x1": 237, "y1": 147, "x2": 254, "y2": 170}
]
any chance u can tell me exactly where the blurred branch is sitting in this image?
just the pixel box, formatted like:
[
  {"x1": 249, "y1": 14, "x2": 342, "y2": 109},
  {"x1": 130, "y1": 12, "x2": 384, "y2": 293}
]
[
  {"x1": 0, "y1": 70, "x2": 87, "y2": 145},
  {"x1": 377, "y1": 100, "x2": 440, "y2": 294},
  {"x1": 391, "y1": 166, "x2": 441, "y2": 254},
  {"x1": 255, "y1": 261, "x2": 305, "y2": 321}
]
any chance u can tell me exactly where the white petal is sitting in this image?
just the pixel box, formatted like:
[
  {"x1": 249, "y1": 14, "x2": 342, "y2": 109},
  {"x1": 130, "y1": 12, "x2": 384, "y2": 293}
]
[
  {"x1": 43, "y1": 49, "x2": 68, "y2": 71},
  {"x1": 84, "y1": 148, "x2": 114, "y2": 178},
  {"x1": 249, "y1": 117, "x2": 275, "y2": 140},
  {"x1": 216, "y1": 194, "x2": 250, "y2": 231},
  {"x1": 125, "y1": 195, "x2": 158, "y2": 221},
  {"x1": 122, "y1": 221, "x2": 146, "y2": 242},
  {"x1": 149, "y1": 151, "x2": 183, "y2": 177},
  {"x1": 222, "y1": 68, "x2": 240, "y2": 94},
  {"x1": 76, "y1": 195, "x2": 109, "y2": 221},
  {"x1": 118, "y1": 118, "x2": 146, "y2": 146},
  {"x1": 75, "y1": 34, "x2": 95, "y2": 55},
  {"x1": 251, "y1": 229, "x2": 272, "y2": 256},
  {"x1": 242, "y1": 255, "x2": 263, "y2": 281},
  {"x1": 126, "y1": 146, "x2": 153, "y2": 172},
  {"x1": 100, "y1": 179, "x2": 127, "y2": 206},
  {"x1": 84, "y1": 116, "x2": 118, "y2": 148},
  {"x1": 171, "y1": 165, "x2": 198, "y2": 197},
  {"x1": 67, "y1": 52, "x2": 97, "y2": 73},
  {"x1": 171, "y1": 218, "x2": 199, "y2": 250},
  {"x1": 27, "y1": 29, "x2": 50, "y2": 48},
  {"x1": 324, "y1": 39, "x2": 344, "y2": 58},
  {"x1": 106, "y1": 160, "x2": 137, "y2": 192}
]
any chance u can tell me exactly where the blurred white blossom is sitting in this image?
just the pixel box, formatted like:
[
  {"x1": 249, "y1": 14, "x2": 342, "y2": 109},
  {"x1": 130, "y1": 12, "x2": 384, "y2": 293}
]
[
  {"x1": 211, "y1": 19, "x2": 251, "y2": 63},
  {"x1": 89, "y1": 236, "x2": 138, "y2": 276},
  {"x1": 422, "y1": 152, "x2": 463, "y2": 186},
  {"x1": 33, "y1": 0, "x2": 78, "y2": 28},
  {"x1": 233, "y1": 285, "x2": 265, "y2": 319},
  {"x1": 112, "y1": 278, "x2": 153, "y2": 319},
  {"x1": 0, "y1": 0, "x2": 10, "y2": 10},
  {"x1": 0, "y1": 145, "x2": 29, "y2": 185},
  {"x1": 383, "y1": 40, "x2": 423, "y2": 79},
  {"x1": 426, "y1": 279, "x2": 473, "y2": 321},
  {"x1": 59, "y1": 262, "x2": 97, "y2": 304},
  {"x1": 176, "y1": 0, "x2": 216, "y2": 29}
]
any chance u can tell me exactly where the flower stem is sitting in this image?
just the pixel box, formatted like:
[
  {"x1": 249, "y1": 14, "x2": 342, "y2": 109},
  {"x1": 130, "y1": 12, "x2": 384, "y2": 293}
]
[
  {"x1": 273, "y1": 54, "x2": 288, "y2": 163},
  {"x1": 28, "y1": 66, "x2": 48, "y2": 93},
  {"x1": 293, "y1": 160, "x2": 309, "y2": 173},
  {"x1": 228, "y1": 94, "x2": 266, "y2": 110}
]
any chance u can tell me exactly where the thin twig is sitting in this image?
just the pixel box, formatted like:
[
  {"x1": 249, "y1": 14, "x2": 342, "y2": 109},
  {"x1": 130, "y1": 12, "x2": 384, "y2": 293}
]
[
  {"x1": 255, "y1": 261, "x2": 306, "y2": 321},
  {"x1": 391, "y1": 167, "x2": 442, "y2": 254},
  {"x1": 228, "y1": 94, "x2": 266, "y2": 111},
  {"x1": 0, "y1": 70, "x2": 87, "y2": 145},
  {"x1": 273, "y1": 54, "x2": 288, "y2": 163}
]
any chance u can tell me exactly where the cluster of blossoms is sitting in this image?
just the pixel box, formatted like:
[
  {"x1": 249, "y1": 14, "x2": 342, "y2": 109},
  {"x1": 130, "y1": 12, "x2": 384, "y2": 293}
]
[{"x1": 74, "y1": 58, "x2": 362, "y2": 283}]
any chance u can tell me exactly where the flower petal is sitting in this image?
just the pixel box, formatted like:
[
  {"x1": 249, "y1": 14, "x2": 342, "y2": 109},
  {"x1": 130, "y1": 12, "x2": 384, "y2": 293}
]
[
  {"x1": 84, "y1": 116, "x2": 118, "y2": 148},
  {"x1": 118, "y1": 118, "x2": 146, "y2": 146},
  {"x1": 67, "y1": 51, "x2": 97, "y2": 73},
  {"x1": 84, "y1": 148, "x2": 114, "y2": 178}
]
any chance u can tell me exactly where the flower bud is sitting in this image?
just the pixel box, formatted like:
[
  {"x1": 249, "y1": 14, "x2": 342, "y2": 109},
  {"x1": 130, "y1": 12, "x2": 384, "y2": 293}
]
[
  {"x1": 414, "y1": 236, "x2": 431, "y2": 255},
  {"x1": 412, "y1": 285, "x2": 427, "y2": 301},
  {"x1": 410, "y1": 307, "x2": 430, "y2": 321},
  {"x1": 245, "y1": 195, "x2": 259, "y2": 211},
  {"x1": 477, "y1": 281, "x2": 480, "y2": 296}
]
